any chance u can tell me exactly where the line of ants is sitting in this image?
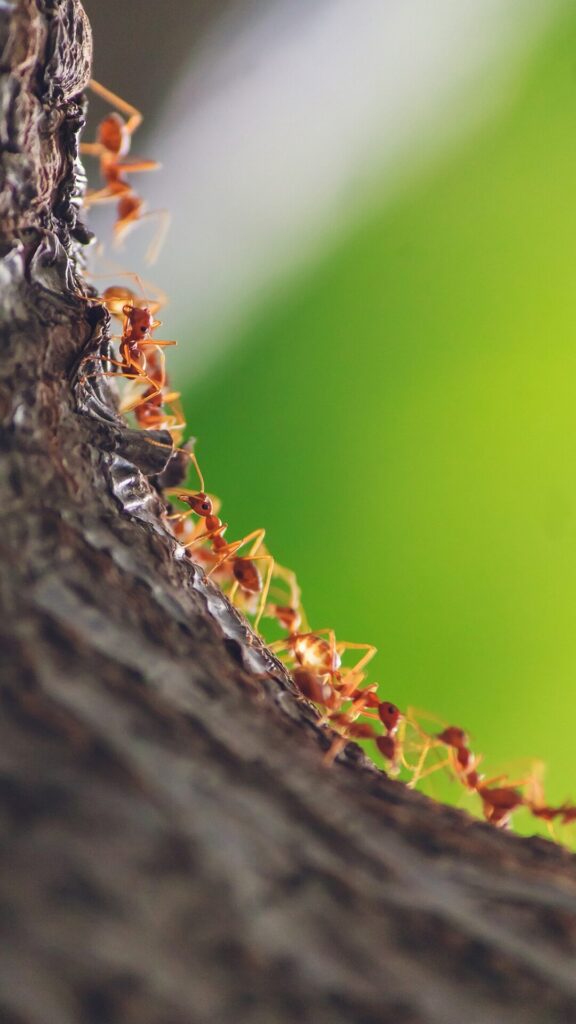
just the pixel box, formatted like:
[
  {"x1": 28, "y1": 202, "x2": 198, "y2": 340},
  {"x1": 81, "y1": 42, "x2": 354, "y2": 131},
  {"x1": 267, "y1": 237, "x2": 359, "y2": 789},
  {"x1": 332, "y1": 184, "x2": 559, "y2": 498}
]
[{"x1": 79, "y1": 80, "x2": 576, "y2": 844}]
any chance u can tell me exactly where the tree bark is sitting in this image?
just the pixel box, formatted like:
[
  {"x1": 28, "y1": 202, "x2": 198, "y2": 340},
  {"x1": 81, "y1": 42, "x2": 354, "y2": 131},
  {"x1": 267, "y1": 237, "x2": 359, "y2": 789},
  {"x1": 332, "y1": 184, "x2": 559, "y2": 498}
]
[{"x1": 1, "y1": 4, "x2": 576, "y2": 1024}]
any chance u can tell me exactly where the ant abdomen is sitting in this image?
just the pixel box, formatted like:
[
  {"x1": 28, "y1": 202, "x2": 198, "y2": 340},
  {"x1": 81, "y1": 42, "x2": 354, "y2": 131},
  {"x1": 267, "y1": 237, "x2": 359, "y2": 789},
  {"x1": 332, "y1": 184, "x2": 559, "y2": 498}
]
[
  {"x1": 232, "y1": 558, "x2": 261, "y2": 594},
  {"x1": 292, "y1": 668, "x2": 334, "y2": 707}
]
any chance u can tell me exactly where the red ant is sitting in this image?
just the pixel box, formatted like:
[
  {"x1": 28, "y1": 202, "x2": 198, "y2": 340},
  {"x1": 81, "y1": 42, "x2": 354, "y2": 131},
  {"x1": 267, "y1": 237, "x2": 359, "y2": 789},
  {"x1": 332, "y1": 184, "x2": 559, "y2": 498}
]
[
  {"x1": 270, "y1": 625, "x2": 377, "y2": 709},
  {"x1": 81, "y1": 282, "x2": 177, "y2": 414},
  {"x1": 405, "y1": 714, "x2": 532, "y2": 828},
  {"x1": 167, "y1": 490, "x2": 275, "y2": 631},
  {"x1": 417, "y1": 724, "x2": 482, "y2": 791},
  {"x1": 81, "y1": 80, "x2": 169, "y2": 262},
  {"x1": 314, "y1": 697, "x2": 403, "y2": 768},
  {"x1": 265, "y1": 599, "x2": 403, "y2": 763},
  {"x1": 90, "y1": 278, "x2": 185, "y2": 440}
]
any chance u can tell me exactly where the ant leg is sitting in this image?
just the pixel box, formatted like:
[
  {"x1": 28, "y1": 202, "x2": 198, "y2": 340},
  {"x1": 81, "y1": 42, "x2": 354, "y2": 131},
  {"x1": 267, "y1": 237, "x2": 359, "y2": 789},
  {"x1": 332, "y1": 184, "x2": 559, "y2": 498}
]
[
  {"x1": 89, "y1": 79, "x2": 143, "y2": 135},
  {"x1": 209, "y1": 529, "x2": 267, "y2": 574},
  {"x1": 336, "y1": 643, "x2": 377, "y2": 698},
  {"x1": 113, "y1": 208, "x2": 171, "y2": 264},
  {"x1": 323, "y1": 733, "x2": 348, "y2": 766},
  {"x1": 254, "y1": 560, "x2": 274, "y2": 631},
  {"x1": 116, "y1": 159, "x2": 160, "y2": 174},
  {"x1": 189, "y1": 454, "x2": 205, "y2": 492},
  {"x1": 158, "y1": 390, "x2": 181, "y2": 406},
  {"x1": 80, "y1": 142, "x2": 104, "y2": 156},
  {"x1": 268, "y1": 638, "x2": 292, "y2": 656},
  {"x1": 79, "y1": 351, "x2": 157, "y2": 387},
  {"x1": 84, "y1": 183, "x2": 131, "y2": 208},
  {"x1": 407, "y1": 751, "x2": 451, "y2": 788},
  {"x1": 270, "y1": 563, "x2": 308, "y2": 629},
  {"x1": 118, "y1": 385, "x2": 163, "y2": 414},
  {"x1": 402, "y1": 723, "x2": 440, "y2": 787},
  {"x1": 251, "y1": 555, "x2": 275, "y2": 632},
  {"x1": 90, "y1": 266, "x2": 167, "y2": 316},
  {"x1": 139, "y1": 339, "x2": 177, "y2": 349},
  {"x1": 163, "y1": 396, "x2": 186, "y2": 439},
  {"x1": 77, "y1": 353, "x2": 133, "y2": 384},
  {"x1": 145, "y1": 209, "x2": 171, "y2": 264},
  {"x1": 137, "y1": 343, "x2": 175, "y2": 390}
]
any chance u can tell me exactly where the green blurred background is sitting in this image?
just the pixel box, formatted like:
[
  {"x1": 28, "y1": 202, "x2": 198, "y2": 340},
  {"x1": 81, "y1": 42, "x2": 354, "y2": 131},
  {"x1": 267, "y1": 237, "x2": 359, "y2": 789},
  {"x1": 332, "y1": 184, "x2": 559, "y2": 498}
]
[{"x1": 85, "y1": 0, "x2": 576, "y2": 838}]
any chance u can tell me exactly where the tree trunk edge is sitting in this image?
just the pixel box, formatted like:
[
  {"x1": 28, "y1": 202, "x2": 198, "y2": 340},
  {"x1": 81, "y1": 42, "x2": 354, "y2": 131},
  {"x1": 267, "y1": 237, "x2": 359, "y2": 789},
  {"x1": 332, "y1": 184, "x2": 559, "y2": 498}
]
[{"x1": 1, "y1": 4, "x2": 576, "y2": 1024}]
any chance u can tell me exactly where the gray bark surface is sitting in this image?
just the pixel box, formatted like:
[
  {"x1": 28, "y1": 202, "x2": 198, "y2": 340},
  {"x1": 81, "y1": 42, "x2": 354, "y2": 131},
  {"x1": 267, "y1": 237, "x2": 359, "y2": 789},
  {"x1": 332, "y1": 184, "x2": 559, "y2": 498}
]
[{"x1": 1, "y1": 4, "x2": 576, "y2": 1024}]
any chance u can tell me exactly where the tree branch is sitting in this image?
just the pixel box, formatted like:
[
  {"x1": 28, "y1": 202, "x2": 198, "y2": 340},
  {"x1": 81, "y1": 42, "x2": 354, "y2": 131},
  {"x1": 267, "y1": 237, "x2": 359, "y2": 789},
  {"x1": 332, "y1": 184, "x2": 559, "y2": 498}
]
[{"x1": 1, "y1": 4, "x2": 576, "y2": 1024}]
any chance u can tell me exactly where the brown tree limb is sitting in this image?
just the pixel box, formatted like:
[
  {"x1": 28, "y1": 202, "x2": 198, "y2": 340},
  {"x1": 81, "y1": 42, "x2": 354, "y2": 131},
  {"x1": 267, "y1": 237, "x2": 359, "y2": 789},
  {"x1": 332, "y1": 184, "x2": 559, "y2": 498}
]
[{"x1": 1, "y1": 4, "x2": 576, "y2": 1023}]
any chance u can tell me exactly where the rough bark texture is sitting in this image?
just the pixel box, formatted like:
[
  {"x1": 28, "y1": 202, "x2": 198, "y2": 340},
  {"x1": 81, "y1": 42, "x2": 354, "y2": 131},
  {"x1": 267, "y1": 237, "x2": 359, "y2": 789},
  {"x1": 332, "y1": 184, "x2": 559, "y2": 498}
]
[{"x1": 2, "y1": 4, "x2": 576, "y2": 1024}]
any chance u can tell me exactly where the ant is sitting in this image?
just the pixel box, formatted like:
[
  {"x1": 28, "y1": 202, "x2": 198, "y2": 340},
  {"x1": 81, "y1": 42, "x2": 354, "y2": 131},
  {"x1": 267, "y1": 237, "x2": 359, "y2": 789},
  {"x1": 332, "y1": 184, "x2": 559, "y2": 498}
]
[
  {"x1": 81, "y1": 280, "x2": 177, "y2": 414},
  {"x1": 270, "y1": 625, "x2": 377, "y2": 711},
  {"x1": 408, "y1": 723, "x2": 483, "y2": 792},
  {"x1": 266, "y1": 606, "x2": 398, "y2": 762},
  {"x1": 405, "y1": 715, "x2": 532, "y2": 828},
  {"x1": 88, "y1": 276, "x2": 186, "y2": 440},
  {"x1": 167, "y1": 489, "x2": 275, "y2": 631},
  {"x1": 315, "y1": 696, "x2": 404, "y2": 768},
  {"x1": 81, "y1": 79, "x2": 169, "y2": 262}
]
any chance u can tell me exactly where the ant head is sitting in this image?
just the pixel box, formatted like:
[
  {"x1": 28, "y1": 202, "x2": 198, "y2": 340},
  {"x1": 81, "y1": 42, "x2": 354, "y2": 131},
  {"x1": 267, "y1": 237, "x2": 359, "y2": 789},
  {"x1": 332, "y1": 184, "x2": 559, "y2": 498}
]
[
  {"x1": 126, "y1": 305, "x2": 153, "y2": 339},
  {"x1": 179, "y1": 492, "x2": 213, "y2": 517},
  {"x1": 378, "y1": 701, "x2": 401, "y2": 733},
  {"x1": 98, "y1": 112, "x2": 129, "y2": 156}
]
